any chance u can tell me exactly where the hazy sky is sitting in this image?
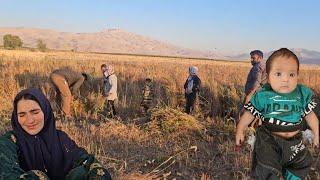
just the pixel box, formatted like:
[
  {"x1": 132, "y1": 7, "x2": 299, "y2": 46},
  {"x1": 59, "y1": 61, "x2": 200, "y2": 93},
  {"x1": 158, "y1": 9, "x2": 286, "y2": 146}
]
[{"x1": 1, "y1": 0, "x2": 319, "y2": 54}]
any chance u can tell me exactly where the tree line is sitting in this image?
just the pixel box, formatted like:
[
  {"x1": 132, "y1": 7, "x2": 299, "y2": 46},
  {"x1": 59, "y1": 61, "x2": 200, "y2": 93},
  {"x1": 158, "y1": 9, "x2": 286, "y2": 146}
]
[{"x1": 2, "y1": 34, "x2": 47, "y2": 52}]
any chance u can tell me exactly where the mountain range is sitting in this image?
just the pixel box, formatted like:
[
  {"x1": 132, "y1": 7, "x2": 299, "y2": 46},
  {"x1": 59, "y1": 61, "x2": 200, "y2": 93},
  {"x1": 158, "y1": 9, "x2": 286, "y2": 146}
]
[
  {"x1": 228, "y1": 48, "x2": 320, "y2": 64},
  {"x1": 0, "y1": 27, "x2": 319, "y2": 64}
]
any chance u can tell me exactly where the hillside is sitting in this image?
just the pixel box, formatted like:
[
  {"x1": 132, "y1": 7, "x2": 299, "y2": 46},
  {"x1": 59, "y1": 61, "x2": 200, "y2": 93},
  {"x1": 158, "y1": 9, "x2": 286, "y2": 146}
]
[
  {"x1": 1, "y1": 27, "x2": 319, "y2": 64},
  {"x1": 0, "y1": 27, "x2": 224, "y2": 59}
]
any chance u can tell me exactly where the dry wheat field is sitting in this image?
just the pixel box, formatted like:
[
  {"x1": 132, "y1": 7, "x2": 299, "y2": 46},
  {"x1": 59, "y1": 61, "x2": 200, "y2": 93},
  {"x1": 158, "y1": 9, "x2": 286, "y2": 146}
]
[{"x1": 0, "y1": 49, "x2": 320, "y2": 179}]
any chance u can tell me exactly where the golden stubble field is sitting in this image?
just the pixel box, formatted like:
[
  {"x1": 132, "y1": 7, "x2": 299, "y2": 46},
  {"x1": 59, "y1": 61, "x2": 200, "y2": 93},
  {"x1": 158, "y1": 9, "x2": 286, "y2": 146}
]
[{"x1": 0, "y1": 49, "x2": 320, "y2": 179}]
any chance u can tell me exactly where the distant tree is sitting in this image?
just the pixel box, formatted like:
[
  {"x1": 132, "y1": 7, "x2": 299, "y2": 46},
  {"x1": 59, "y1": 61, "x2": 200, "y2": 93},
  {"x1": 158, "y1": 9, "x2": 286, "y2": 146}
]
[
  {"x1": 37, "y1": 39, "x2": 47, "y2": 52},
  {"x1": 3, "y1": 34, "x2": 23, "y2": 49}
]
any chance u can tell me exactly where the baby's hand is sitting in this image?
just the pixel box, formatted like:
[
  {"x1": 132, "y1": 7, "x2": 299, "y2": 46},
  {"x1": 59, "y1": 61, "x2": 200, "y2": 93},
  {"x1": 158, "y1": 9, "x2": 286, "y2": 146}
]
[{"x1": 235, "y1": 131, "x2": 245, "y2": 146}]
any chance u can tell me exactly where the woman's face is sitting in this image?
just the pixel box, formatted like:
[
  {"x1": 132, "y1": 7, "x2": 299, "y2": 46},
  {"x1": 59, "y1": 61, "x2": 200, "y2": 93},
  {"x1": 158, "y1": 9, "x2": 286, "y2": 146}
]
[{"x1": 17, "y1": 98, "x2": 45, "y2": 135}]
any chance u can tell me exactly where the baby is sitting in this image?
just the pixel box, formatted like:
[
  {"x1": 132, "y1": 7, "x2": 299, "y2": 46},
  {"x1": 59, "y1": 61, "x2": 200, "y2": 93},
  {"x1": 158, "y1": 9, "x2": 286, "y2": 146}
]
[{"x1": 236, "y1": 48, "x2": 319, "y2": 179}]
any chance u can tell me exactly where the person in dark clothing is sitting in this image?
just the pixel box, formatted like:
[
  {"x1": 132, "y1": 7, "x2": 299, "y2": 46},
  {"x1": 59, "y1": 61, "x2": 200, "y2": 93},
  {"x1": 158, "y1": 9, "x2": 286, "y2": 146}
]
[
  {"x1": 244, "y1": 50, "x2": 267, "y2": 104},
  {"x1": 184, "y1": 66, "x2": 201, "y2": 114},
  {"x1": 140, "y1": 78, "x2": 154, "y2": 115},
  {"x1": 50, "y1": 67, "x2": 87, "y2": 118},
  {"x1": 0, "y1": 88, "x2": 111, "y2": 179},
  {"x1": 240, "y1": 50, "x2": 267, "y2": 125}
]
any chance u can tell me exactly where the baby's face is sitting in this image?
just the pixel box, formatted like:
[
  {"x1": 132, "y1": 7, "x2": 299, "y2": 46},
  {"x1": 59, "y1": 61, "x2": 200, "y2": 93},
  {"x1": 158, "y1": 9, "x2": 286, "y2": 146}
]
[{"x1": 268, "y1": 56, "x2": 298, "y2": 94}]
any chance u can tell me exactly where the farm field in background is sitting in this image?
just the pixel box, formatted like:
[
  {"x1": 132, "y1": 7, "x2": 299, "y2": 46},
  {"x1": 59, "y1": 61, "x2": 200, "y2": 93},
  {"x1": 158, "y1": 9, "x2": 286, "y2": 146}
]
[{"x1": 1, "y1": 49, "x2": 320, "y2": 179}]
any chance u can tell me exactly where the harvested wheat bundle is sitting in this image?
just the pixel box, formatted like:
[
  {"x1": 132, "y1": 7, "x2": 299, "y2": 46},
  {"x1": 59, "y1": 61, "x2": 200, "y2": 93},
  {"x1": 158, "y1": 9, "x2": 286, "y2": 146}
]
[{"x1": 146, "y1": 106, "x2": 204, "y2": 137}]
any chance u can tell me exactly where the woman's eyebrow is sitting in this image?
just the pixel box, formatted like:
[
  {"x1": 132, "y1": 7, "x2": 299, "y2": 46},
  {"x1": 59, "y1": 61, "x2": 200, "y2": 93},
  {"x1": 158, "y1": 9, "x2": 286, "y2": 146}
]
[
  {"x1": 30, "y1": 108, "x2": 41, "y2": 112},
  {"x1": 18, "y1": 108, "x2": 41, "y2": 114},
  {"x1": 17, "y1": 111, "x2": 26, "y2": 115}
]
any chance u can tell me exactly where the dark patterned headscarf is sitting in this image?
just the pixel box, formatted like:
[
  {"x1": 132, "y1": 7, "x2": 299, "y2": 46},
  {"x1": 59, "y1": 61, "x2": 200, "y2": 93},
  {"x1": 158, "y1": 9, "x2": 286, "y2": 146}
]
[{"x1": 11, "y1": 88, "x2": 86, "y2": 179}]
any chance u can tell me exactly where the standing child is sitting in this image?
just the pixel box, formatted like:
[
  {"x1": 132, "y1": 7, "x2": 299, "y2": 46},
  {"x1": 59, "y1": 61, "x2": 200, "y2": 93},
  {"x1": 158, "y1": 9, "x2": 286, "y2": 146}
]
[
  {"x1": 184, "y1": 66, "x2": 201, "y2": 114},
  {"x1": 140, "y1": 78, "x2": 154, "y2": 115},
  {"x1": 236, "y1": 48, "x2": 319, "y2": 179}
]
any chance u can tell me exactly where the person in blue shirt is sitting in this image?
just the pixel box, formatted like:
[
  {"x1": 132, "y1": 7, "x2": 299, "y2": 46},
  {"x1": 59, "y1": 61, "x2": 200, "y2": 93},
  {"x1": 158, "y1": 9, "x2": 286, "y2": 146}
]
[
  {"x1": 236, "y1": 48, "x2": 319, "y2": 179},
  {"x1": 239, "y1": 50, "x2": 267, "y2": 126},
  {"x1": 244, "y1": 50, "x2": 267, "y2": 105}
]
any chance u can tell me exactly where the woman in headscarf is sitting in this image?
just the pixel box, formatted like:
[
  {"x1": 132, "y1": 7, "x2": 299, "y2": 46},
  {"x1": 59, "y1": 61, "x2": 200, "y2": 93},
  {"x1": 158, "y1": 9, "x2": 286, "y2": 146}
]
[
  {"x1": 184, "y1": 66, "x2": 201, "y2": 114},
  {"x1": 101, "y1": 64, "x2": 118, "y2": 118},
  {"x1": 0, "y1": 88, "x2": 111, "y2": 179}
]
